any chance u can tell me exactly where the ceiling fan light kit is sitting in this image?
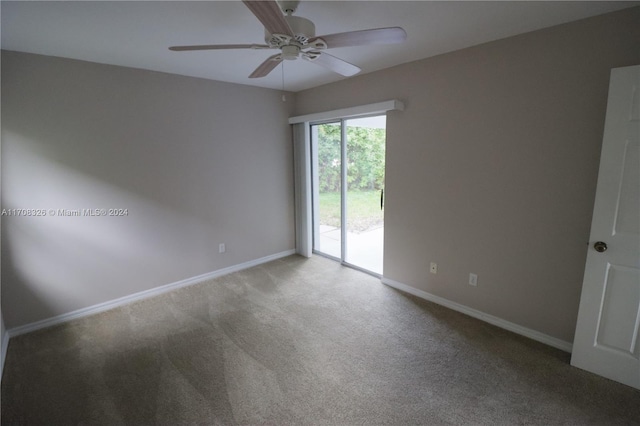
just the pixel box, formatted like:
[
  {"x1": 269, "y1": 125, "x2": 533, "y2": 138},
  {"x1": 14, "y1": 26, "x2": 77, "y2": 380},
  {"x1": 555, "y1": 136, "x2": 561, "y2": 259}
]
[
  {"x1": 169, "y1": 0, "x2": 407, "y2": 79},
  {"x1": 280, "y1": 45, "x2": 299, "y2": 61}
]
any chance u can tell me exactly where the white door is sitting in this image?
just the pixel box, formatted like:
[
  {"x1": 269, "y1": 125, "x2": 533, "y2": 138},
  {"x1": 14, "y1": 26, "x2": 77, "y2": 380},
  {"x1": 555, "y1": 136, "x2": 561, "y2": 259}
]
[{"x1": 571, "y1": 65, "x2": 640, "y2": 389}]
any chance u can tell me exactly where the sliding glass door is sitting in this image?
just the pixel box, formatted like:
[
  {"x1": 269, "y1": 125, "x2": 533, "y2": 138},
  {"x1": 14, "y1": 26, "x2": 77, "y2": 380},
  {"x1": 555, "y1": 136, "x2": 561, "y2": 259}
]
[{"x1": 311, "y1": 115, "x2": 386, "y2": 275}]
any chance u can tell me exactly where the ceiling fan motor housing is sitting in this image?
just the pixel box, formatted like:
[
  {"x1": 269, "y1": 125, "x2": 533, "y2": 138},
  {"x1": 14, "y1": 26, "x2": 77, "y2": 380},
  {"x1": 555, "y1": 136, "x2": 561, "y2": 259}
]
[{"x1": 265, "y1": 15, "x2": 315, "y2": 46}]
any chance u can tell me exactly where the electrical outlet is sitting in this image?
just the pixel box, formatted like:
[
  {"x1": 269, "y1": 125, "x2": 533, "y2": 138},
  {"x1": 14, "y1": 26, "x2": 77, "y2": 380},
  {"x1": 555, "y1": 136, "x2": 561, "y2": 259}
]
[
  {"x1": 469, "y1": 273, "x2": 478, "y2": 286},
  {"x1": 219, "y1": 243, "x2": 226, "y2": 253},
  {"x1": 430, "y1": 262, "x2": 437, "y2": 274}
]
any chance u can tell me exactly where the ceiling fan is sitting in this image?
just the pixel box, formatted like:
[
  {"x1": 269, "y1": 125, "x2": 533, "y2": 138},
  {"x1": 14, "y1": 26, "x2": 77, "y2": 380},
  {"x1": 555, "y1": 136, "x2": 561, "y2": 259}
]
[{"x1": 169, "y1": 0, "x2": 407, "y2": 79}]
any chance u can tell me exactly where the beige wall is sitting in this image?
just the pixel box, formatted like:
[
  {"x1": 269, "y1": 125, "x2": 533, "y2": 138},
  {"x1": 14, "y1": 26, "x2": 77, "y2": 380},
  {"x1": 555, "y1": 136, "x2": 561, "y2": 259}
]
[
  {"x1": 2, "y1": 8, "x2": 638, "y2": 341},
  {"x1": 295, "y1": 8, "x2": 640, "y2": 342},
  {"x1": 1, "y1": 51, "x2": 296, "y2": 328}
]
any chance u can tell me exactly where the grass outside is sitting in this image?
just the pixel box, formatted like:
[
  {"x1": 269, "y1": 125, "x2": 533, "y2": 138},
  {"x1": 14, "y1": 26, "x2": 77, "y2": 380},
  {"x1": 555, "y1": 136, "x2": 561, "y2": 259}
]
[{"x1": 318, "y1": 190, "x2": 384, "y2": 233}]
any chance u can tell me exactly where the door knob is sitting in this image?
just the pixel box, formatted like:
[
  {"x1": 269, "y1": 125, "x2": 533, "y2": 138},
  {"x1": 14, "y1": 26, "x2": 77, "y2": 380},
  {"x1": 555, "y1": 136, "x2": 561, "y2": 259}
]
[{"x1": 594, "y1": 241, "x2": 608, "y2": 253}]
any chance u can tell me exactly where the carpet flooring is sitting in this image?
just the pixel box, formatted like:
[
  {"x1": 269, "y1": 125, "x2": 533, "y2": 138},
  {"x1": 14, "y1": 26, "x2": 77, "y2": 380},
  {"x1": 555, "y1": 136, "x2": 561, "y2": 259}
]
[{"x1": 2, "y1": 255, "x2": 639, "y2": 425}]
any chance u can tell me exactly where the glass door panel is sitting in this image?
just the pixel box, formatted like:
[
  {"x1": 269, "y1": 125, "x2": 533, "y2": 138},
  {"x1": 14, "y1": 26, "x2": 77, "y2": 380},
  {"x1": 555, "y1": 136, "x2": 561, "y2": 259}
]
[
  {"x1": 344, "y1": 116, "x2": 386, "y2": 274},
  {"x1": 311, "y1": 122, "x2": 342, "y2": 259}
]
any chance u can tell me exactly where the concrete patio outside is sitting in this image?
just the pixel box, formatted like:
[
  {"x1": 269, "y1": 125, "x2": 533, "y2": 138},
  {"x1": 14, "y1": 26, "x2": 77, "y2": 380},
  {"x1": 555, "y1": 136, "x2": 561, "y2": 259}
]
[{"x1": 316, "y1": 225, "x2": 384, "y2": 275}]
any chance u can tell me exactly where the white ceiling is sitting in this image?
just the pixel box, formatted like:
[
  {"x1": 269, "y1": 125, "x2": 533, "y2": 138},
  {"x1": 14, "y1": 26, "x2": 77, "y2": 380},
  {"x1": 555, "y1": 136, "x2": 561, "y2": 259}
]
[{"x1": 2, "y1": 1, "x2": 638, "y2": 92}]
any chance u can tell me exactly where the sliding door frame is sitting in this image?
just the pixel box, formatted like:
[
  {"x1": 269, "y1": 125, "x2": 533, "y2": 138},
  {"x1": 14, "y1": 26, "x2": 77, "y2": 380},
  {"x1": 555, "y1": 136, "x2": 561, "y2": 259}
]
[
  {"x1": 290, "y1": 100, "x2": 405, "y2": 277},
  {"x1": 309, "y1": 115, "x2": 386, "y2": 278}
]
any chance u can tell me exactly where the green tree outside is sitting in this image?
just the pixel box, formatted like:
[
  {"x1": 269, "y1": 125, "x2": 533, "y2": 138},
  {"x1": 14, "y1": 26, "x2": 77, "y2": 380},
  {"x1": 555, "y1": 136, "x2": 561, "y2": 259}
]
[
  {"x1": 317, "y1": 123, "x2": 385, "y2": 233},
  {"x1": 316, "y1": 124, "x2": 386, "y2": 192}
]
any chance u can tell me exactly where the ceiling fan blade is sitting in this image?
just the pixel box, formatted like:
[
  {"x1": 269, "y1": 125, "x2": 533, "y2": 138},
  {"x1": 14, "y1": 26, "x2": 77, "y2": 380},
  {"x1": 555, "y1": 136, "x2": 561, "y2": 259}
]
[
  {"x1": 302, "y1": 52, "x2": 360, "y2": 77},
  {"x1": 242, "y1": 0, "x2": 293, "y2": 37},
  {"x1": 169, "y1": 44, "x2": 270, "y2": 51},
  {"x1": 309, "y1": 27, "x2": 407, "y2": 49},
  {"x1": 249, "y1": 54, "x2": 283, "y2": 78}
]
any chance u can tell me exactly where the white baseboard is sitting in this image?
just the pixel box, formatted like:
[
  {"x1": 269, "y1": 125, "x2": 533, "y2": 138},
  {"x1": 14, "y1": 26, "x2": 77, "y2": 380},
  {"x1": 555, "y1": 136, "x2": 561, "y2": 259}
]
[
  {"x1": 381, "y1": 277, "x2": 573, "y2": 353},
  {"x1": 8, "y1": 249, "x2": 296, "y2": 338}
]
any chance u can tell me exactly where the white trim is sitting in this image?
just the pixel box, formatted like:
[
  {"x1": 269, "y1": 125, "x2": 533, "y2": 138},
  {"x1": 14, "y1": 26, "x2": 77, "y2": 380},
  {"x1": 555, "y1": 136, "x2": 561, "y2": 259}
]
[
  {"x1": 293, "y1": 123, "x2": 312, "y2": 257},
  {"x1": 288, "y1": 100, "x2": 404, "y2": 124},
  {"x1": 381, "y1": 277, "x2": 573, "y2": 353},
  {"x1": 8, "y1": 250, "x2": 296, "y2": 338}
]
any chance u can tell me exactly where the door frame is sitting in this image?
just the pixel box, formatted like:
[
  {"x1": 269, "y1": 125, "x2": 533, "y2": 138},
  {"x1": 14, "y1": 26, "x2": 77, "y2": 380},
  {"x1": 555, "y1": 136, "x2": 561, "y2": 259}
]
[
  {"x1": 309, "y1": 116, "x2": 385, "y2": 277},
  {"x1": 289, "y1": 100, "x2": 404, "y2": 275}
]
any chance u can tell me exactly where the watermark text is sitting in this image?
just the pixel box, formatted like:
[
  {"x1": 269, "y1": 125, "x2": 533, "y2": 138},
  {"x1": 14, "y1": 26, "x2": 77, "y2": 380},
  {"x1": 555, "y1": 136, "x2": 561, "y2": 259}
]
[{"x1": 1, "y1": 208, "x2": 129, "y2": 217}]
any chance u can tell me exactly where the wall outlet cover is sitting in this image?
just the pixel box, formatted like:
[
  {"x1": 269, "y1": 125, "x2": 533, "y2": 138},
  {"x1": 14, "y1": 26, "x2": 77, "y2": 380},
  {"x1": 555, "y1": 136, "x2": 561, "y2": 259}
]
[{"x1": 469, "y1": 273, "x2": 478, "y2": 286}]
